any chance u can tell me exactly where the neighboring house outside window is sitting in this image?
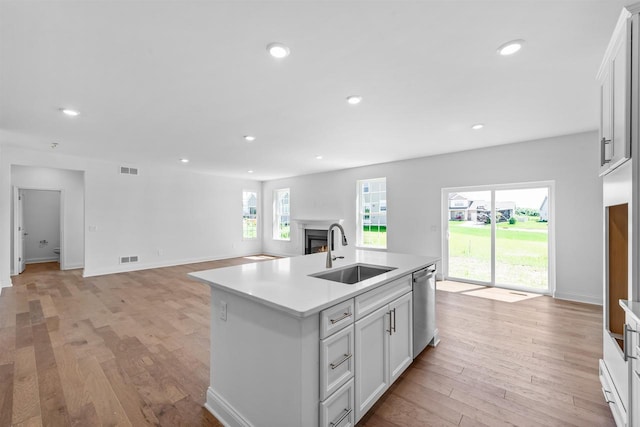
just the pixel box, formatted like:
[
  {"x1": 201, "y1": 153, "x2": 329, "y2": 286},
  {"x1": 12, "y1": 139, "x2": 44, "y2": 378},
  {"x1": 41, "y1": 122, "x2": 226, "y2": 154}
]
[
  {"x1": 242, "y1": 191, "x2": 258, "y2": 239},
  {"x1": 273, "y1": 188, "x2": 290, "y2": 240},
  {"x1": 357, "y1": 178, "x2": 386, "y2": 248}
]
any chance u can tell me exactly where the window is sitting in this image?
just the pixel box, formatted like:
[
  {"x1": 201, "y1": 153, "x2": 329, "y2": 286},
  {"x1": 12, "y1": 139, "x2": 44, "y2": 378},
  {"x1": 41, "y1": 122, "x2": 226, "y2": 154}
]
[
  {"x1": 273, "y1": 188, "x2": 290, "y2": 240},
  {"x1": 357, "y1": 178, "x2": 386, "y2": 248},
  {"x1": 242, "y1": 191, "x2": 258, "y2": 240},
  {"x1": 444, "y1": 182, "x2": 553, "y2": 293}
]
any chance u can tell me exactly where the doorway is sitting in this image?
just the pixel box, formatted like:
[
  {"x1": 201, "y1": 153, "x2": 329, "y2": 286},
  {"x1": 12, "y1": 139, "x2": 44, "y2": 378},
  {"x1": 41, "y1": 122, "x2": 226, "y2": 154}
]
[
  {"x1": 13, "y1": 188, "x2": 63, "y2": 273},
  {"x1": 442, "y1": 182, "x2": 555, "y2": 294}
]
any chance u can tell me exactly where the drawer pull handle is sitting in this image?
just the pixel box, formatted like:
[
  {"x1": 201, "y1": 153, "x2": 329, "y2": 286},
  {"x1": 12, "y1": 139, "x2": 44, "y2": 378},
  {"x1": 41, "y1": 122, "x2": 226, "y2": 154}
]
[
  {"x1": 330, "y1": 312, "x2": 352, "y2": 324},
  {"x1": 330, "y1": 353, "x2": 352, "y2": 370},
  {"x1": 602, "y1": 137, "x2": 612, "y2": 164},
  {"x1": 392, "y1": 308, "x2": 396, "y2": 333},
  {"x1": 602, "y1": 388, "x2": 614, "y2": 404},
  {"x1": 330, "y1": 408, "x2": 352, "y2": 427}
]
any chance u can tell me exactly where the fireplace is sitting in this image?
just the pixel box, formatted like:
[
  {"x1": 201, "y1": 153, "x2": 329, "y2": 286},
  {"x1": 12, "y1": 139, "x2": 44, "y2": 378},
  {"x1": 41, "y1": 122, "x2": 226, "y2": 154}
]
[{"x1": 305, "y1": 229, "x2": 334, "y2": 255}]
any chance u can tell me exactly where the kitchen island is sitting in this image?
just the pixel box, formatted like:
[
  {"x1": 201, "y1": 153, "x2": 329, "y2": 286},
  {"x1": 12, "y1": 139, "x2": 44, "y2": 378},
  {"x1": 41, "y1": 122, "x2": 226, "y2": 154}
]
[{"x1": 189, "y1": 250, "x2": 439, "y2": 427}]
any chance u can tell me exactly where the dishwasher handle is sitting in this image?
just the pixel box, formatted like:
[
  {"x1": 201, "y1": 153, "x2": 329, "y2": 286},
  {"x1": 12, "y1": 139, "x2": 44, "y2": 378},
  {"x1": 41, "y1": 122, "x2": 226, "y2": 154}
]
[{"x1": 413, "y1": 266, "x2": 436, "y2": 281}]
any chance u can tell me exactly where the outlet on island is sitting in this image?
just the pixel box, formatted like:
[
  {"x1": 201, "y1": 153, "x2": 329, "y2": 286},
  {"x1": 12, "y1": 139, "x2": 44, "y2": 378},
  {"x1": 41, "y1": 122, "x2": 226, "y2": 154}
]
[{"x1": 220, "y1": 301, "x2": 227, "y2": 321}]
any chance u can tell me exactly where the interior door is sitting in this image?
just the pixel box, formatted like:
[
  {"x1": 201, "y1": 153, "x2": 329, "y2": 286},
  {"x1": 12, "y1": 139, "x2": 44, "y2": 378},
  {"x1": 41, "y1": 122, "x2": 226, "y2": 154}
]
[{"x1": 14, "y1": 188, "x2": 26, "y2": 274}]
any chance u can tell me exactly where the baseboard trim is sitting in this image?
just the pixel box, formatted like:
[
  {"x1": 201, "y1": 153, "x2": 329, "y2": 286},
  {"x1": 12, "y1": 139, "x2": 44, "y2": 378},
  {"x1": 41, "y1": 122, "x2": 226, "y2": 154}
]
[
  {"x1": 82, "y1": 253, "x2": 264, "y2": 278},
  {"x1": 554, "y1": 291, "x2": 602, "y2": 306},
  {"x1": 205, "y1": 387, "x2": 254, "y2": 427},
  {"x1": 25, "y1": 257, "x2": 58, "y2": 264}
]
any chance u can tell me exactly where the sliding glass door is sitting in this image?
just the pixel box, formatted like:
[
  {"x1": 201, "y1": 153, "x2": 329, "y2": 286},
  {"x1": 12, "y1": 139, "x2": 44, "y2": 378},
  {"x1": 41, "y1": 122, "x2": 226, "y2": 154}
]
[
  {"x1": 444, "y1": 183, "x2": 552, "y2": 293},
  {"x1": 447, "y1": 190, "x2": 492, "y2": 283}
]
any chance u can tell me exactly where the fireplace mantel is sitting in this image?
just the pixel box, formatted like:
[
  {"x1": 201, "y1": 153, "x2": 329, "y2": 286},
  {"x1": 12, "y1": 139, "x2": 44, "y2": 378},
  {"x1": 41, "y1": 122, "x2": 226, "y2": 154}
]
[{"x1": 293, "y1": 219, "x2": 344, "y2": 230}]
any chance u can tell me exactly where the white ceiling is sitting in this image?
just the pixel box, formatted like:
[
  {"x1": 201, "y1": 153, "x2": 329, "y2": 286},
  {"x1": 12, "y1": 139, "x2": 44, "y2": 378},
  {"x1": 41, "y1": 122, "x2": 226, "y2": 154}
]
[{"x1": 0, "y1": 0, "x2": 629, "y2": 180}]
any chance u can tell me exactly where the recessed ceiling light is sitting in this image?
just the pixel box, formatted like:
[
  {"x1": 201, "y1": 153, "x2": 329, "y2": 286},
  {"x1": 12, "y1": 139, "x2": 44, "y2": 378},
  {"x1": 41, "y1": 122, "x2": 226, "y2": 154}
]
[
  {"x1": 267, "y1": 43, "x2": 290, "y2": 59},
  {"x1": 51, "y1": 142, "x2": 59, "y2": 149},
  {"x1": 180, "y1": 158, "x2": 189, "y2": 163},
  {"x1": 248, "y1": 170, "x2": 254, "y2": 174},
  {"x1": 346, "y1": 96, "x2": 362, "y2": 105},
  {"x1": 60, "y1": 108, "x2": 80, "y2": 117},
  {"x1": 316, "y1": 155, "x2": 323, "y2": 160},
  {"x1": 471, "y1": 124, "x2": 484, "y2": 130},
  {"x1": 244, "y1": 135, "x2": 256, "y2": 142},
  {"x1": 497, "y1": 40, "x2": 524, "y2": 56}
]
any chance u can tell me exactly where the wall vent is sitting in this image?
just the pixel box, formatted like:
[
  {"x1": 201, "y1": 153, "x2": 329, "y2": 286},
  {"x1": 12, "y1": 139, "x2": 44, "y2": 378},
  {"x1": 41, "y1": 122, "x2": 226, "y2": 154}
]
[
  {"x1": 120, "y1": 255, "x2": 139, "y2": 264},
  {"x1": 120, "y1": 166, "x2": 139, "y2": 175}
]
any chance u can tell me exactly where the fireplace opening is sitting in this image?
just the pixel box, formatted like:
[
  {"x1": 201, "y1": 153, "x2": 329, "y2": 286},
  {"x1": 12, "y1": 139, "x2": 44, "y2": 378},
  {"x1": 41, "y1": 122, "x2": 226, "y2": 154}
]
[{"x1": 305, "y1": 229, "x2": 334, "y2": 255}]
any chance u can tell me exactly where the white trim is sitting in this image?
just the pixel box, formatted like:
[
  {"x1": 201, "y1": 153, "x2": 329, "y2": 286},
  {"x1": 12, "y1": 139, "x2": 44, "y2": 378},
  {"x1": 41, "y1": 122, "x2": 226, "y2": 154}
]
[
  {"x1": 82, "y1": 252, "x2": 264, "y2": 278},
  {"x1": 62, "y1": 263, "x2": 83, "y2": 270},
  {"x1": 293, "y1": 218, "x2": 344, "y2": 230},
  {"x1": 205, "y1": 387, "x2": 254, "y2": 427},
  {"x1": 25, "y1": 257, "x2": 59, "y2": 264},
  {"x1": 554, "y1": 292, "x2": 603, "y2": 306}
]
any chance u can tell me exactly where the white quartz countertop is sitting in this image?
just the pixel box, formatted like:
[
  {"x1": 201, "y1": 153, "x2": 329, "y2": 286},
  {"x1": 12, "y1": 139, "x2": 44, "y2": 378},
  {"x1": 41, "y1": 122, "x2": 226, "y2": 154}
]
[
  {"x1": 620, "y1": 300, "x2": 640, "y2": 323},
  {"x1": 189, "y1": 250, "x2": 439, "y2": 318}
]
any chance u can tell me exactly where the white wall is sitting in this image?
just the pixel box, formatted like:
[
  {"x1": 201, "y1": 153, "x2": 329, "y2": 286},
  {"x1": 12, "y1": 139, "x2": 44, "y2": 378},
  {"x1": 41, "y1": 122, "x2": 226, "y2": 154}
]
[
  {"x1": 0, "y1": 145, "x2": 262, "y2": 286},
  {"x1": 11, "y1": 166, "x2": 85, "y2": 270},
  {"x1": 23, "y1": 189, "x2": 61, "y2": 263},
  {"x1": 262, "y1": 131, "x2": 603, "y2": 304}
]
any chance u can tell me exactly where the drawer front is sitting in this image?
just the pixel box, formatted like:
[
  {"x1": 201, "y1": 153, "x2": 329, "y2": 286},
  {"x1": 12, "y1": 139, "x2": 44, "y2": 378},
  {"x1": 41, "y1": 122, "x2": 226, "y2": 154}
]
[
  {"x1": 320, "y1": 325, "x2": 355, "y2": 400},
  {"x1": 320, "y1": 378, "x2": 354, "y2": 427},
  {"x1": 599, "y1": 359, "x2": 627, "y2": 427},
  {"x1": 320, "y1": 299, "x2": 354, "y2": 339},
  {"x1": 355, "y1": 275, "x2": 411, "y2": 320}
]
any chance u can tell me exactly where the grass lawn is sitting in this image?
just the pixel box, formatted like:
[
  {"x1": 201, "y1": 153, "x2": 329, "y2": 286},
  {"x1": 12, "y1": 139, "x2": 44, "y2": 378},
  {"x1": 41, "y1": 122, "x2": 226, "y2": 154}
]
[
  {"x1": 362, "y1": 230, "x2": 387, "y2": 248},
  {"x1": 448, "y1": 219, "x2": 548, "y2": 289}
]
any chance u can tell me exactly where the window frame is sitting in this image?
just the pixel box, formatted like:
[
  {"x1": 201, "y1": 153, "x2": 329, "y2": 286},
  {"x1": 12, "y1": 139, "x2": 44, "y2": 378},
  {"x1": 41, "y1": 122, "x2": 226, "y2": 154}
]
[
  {"x1": 273, "y1": 188, "x2": 291, "y2": 241},
  {"x1": 356, "y1": 177, "x2": 387, "y2": 249},
  {"x1": 242, "y1": 190, "x2": 258, "y2": 241}
]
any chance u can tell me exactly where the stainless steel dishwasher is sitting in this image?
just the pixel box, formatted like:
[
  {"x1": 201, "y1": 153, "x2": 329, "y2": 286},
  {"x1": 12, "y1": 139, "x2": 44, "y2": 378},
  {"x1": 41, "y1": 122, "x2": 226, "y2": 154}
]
[{"x1": 412, "y1": 265, "x2": 436, "y2": 358}]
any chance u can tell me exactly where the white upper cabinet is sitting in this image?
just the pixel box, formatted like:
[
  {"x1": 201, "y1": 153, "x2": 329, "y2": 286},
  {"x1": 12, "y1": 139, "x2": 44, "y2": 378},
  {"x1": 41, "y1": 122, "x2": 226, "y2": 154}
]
[{"x1": 598, "y1": 9, "x2": 632, "y2": 176}]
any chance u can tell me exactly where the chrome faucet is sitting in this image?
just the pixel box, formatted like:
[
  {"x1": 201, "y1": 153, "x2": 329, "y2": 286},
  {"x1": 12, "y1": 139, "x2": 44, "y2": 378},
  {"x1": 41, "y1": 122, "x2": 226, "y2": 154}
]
[{"x1": 326, "y1": 223, "x2": 348, "y2": 268}]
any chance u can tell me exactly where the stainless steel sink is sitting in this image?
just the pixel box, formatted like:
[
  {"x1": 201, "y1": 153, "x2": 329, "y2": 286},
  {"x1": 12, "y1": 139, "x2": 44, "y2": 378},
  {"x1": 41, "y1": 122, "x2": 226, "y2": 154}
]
[{"x1": 310, "y1": 263, "x2": 396, "y2": 284}]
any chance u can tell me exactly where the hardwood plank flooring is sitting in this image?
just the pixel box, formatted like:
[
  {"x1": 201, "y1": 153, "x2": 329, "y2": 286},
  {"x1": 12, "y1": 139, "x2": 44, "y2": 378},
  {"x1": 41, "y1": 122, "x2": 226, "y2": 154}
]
[{"x1": 0, "y1": 261, "x2": 614, "y2": 426}]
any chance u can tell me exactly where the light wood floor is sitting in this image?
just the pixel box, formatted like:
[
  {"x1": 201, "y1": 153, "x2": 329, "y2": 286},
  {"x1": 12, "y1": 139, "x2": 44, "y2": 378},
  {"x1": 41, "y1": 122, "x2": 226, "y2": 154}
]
[{"x1": 0, "y1": 261, "x2": 613, "y2": 426}]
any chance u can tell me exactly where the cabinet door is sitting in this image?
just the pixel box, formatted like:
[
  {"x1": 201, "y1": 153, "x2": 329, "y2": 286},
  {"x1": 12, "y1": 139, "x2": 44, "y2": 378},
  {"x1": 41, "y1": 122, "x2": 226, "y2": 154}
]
[
  {"x1": 389, "y1": 292, "x2": 413, "y2": 383},
  {"x1": 631, "y1": 318, "x2": 640, "y2": 427},
  {"x1": 354, "y1": 305, "x2": 389, "y2": 422},
  {"x1": 600, "y1": 61, "x2": 613, "y2": 171},
  {"x1": 611, "y1": 24, "x2": 630, "y2": 168},
  {"x1": 600, "y1": 18, "x2": 630, "y2": 175}
]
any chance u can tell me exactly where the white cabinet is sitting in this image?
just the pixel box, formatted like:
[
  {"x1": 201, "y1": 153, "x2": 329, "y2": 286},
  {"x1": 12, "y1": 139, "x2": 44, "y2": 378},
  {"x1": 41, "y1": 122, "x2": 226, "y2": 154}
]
[
  {"x1": 354, "y1": 290, "x2": 413, "y2": 422},
  {"x1": 627, "y1": 315, "x2": 640, "y2": 427},
  {"x1": 598, "y1": 8, "x2": 632, "y2": 176},
  {"x1": 389, "y1": 292, "x2": 413, "y2": 382},
  {"x1": 320, "y1": 324, "x2": 355, "y2": 400},
  {"x1": 319, "y1": 299, "x2": 355, "y2": 426}
]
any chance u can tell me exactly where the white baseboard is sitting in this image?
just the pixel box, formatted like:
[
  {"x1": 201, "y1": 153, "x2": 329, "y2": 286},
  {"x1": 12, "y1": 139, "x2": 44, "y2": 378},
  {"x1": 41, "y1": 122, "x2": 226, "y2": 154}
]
[
  {"x1": 62, "y1": 263, "x2": 84, "y2": 270},
  {"x1": 25, "y1": 257, "x2": 58, "y2": 264},
  {"x1": 205, "y1": 387, "x2": 253, "y2": 427},
  {"x1": 553, "y1": 291, "x2": 602, "y2": 306},
  {"x1": 82, "y1": 252, "x2": 263, "y2": 278}
]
